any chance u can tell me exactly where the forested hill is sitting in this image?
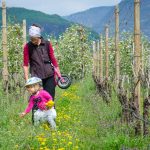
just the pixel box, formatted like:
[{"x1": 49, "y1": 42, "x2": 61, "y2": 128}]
[
  {"x1": 0, "y1": 7, "x2": 99, "y2": 39},
  {"x1": 0, "y1": 7, "x2": 72, "y2": 37},
  {"x1": 64, "y1": 0, "x2": 150, "y2": 39}
]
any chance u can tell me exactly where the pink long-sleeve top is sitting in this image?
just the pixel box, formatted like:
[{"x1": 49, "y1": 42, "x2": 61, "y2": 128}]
[
  {"x1": 23, "y1": 41, "x2": 58, "y2": 67},
  {"x1": 24, "y1": 89, "x2": 53, "y2": 114}
]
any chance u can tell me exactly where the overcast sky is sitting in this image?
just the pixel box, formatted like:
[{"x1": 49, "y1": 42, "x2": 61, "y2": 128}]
[{"x1": 4, "y1": 0, "x2": 122, "y2": 16}]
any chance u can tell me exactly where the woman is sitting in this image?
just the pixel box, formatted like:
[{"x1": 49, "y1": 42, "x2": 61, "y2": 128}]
[{"x1": 23, "y1": 24, "x2": 62, "y2": 99}]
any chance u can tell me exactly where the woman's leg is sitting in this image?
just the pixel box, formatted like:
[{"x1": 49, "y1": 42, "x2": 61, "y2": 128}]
[{"x1": 42, "y1": 76, "x2": 56, "y2": 100}]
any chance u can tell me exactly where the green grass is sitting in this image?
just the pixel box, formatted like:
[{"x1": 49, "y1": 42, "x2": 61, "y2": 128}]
[{"x1": 0, "y1": 76, "x2": 150, "y2": 150}]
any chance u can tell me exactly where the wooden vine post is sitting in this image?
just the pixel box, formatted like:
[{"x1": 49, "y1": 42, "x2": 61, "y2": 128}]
[
  {"x1": 115, "y1": 5, "x2": 120, "y2": 86},
  {"x1": 22, "y1": 19, "x2": 28, "y2": 99},
  {"x1": 105, "y1": 25, "x2": 109, "y2": 80},
  {"x1": 134, "y1": 0, "x2": 142, "y2": 135},
  {"x1": 96, "y1": 40, "x2": 100, "y2": 80},
  {"x1": 2, "y1": 0, "x2": 8, "y2": 91},
  {"x1": 99, "y1": 35, "x2": 103, "y2": 82},
  {"x1": 23, "y1": 19, "x2": 27, "y2": 45},
  {"x1": 92, "y1": 41, "x2": 96, "y2": 78}
]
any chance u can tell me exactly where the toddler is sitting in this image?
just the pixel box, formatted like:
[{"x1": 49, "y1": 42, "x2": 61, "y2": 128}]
[{"x1": 20, "y1": 77, "x2": 56, "y2": 129}]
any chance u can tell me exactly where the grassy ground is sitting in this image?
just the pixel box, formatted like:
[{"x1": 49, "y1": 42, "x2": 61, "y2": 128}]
[{"x1": 0, "y1": 76, "x2": 150, "y2": 150}]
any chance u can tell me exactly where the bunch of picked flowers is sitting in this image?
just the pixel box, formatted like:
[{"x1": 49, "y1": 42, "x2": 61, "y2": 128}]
[{"x1": 45, "y1": 100, "x2": 54, "y2": 109}]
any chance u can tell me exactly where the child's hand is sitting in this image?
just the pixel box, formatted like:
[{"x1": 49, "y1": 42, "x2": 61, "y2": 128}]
[{"x1": 20, "y1": 112, "x2": 26, "y2": 118}]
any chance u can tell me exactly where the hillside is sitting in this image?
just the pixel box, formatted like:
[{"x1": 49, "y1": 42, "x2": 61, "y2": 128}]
[
  {"x1": 0, "y1": 7, "x2": 99, "y2": 39},
  {"x1": 0, "y1": 7, "x2": 72, "y2": 37},
  {"x1": 64, "y1": 6, "x2": 113, "y2": 32},
  {"x1": 65, "y1": 0, "x2": 150, "y2": 39}
]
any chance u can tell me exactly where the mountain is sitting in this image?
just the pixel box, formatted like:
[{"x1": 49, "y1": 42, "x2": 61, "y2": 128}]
[
  {"x1": 0, "y1": 7, "x2": 99, "y2": 39},
  {"x1": 119, "y1": 0, "x2": 150, "y2": 39},
  {"x1": 64, "y1": 0, "x2": 150, "y2": 39},
  {"x1": 64, "y1": 6, "x2": 114, "y2": 32},
  {"x1": 0, "y1": 7, "x2": 72, "y2": 38}
]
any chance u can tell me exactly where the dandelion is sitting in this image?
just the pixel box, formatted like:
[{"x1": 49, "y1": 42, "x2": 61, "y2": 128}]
[
  {"x1": 41, "y1": 141, "x2": 46, "y2": 146},
  {"x1": 76, "y1": 139, "x2": 80, "y2": 143},
  {"x1": 60, "y1": 138, "x2": 66, "y2": 143},
  {"x1": 74, "y1": 146, "x2": 79, "y2": 150},
  {"x1": 37, "y1": 137, "x2": 43, "y2": 142},
  {"x1": 44, "y1": 147, "x2": 50, "y2": 150},
  {"x1": 68, "y1": 135, "x2": 72, "y2": 140},
  {"x1": 68, "y1": 141, "x2": 72, "y2": 146},
  {"x1": 53, "y1": 138, "x2": 57, "y2": 143},
  {"x1": 15, "y1": 144, "x2": 19, "y2": 148},
  {"x1": 58, "y1": 148, "x2": 65, "y2": 150},
  {"x1": 62, "y1": 92, "x2": 69, "y2": 97},
  {"x1": 42, "y1": 123, "x2": 50, "y2": 130},
  {"x1": 52, "y1": 132, "x2": 56, "y2": 136},
  {"x1": 63, "y1": 114, "x2": 70, "y2": 120},
  {"x1": 57, "y1": 131, "x2": 61, "y2": 136}
]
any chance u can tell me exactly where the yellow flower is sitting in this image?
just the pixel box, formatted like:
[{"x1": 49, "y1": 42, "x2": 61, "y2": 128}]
[
  {"x1": 44, "y1": 147, "x2": 50, "y2": 150},
  {"x1": 68, "y1": 135, "x2": 72, "y2": 140},
  {"x1": 42, "y1": 123, "x2": 50, "y2": 130},
  {"x1": 45, "y1": 100, "x2": 54, "y2": 109},
  {"x1": 52, "y1": 132, "x2": 56, "y2": 136},
  {"x1": 57, "y1": 131, "x2": 61, "y2": 136},
  {"x1": 76, "y1": 139, "x2": 79, "y2": 142},
  {"x1": 68, "y1": 141, "x2": 72, "y2": 146},
  {"x1": 61, "y1": 139, "x2": 66, "y2": 143},
  {"x1": 53, "y1": 138, "x2": 57, "y2": 142},
  {"x1": 15, "y1": 144, "x2": 19, "y2": 148},
  {"x1": 41, "y1": 141, "x2": 46, "y2": 145},
  {"x1": 74, "y1": 146, "x2": 79, "y2": 150},
  {"x1": 63, "y1": 114, "x2": 70, "y2": 120},
  {"x1": 37, "y1": 137, "x2": 43, "y2": 142},
  {"x1": 58, "y1": 148, "x2": 65, "y2": 150}
]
